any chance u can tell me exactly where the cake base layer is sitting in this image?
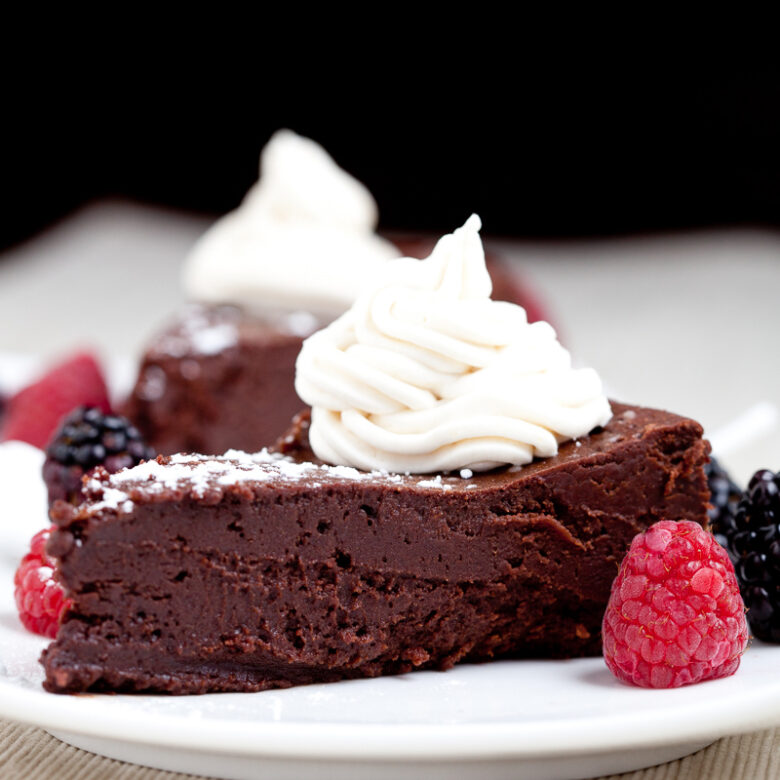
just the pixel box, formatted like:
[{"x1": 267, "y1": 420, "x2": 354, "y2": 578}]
[{"x1": 42, "y1": 403, "x2": 710, "y2": 694}]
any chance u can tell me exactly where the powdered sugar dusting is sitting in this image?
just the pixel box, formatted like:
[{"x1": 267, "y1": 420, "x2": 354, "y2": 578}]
[
  {"x1": 86, "y1": 483, "x2": 136, "y2": 514},
  {"x1": 157, "y1": 308, "x2": 239, "y2": 358},
  {"x1": 284, "y1": 310, "x2": 320, "y2": 338},
  {"x1": 82, "y1": 447, "x2": 460, "y2": 516},
  {"x1": 417, "y1": 475, "x2": 453, "y2": 490},
  {"x1": 189, "y1": 323, "x2": 238, "y2": 355}
]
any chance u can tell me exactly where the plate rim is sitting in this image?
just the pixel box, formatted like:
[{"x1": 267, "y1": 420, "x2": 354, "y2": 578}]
[{"x1": 2, "y1": 650, "x2": 780, "y2": 761}]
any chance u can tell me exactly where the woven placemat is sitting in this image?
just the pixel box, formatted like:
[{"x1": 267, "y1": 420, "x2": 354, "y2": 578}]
[{"x1": 2, "y1": 718, "x2": 779, "y2": 780}]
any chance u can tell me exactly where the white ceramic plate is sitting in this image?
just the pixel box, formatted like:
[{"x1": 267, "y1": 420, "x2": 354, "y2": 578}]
[{"x1": 2, "y1": 444, "x2": 780, "y2": 780}]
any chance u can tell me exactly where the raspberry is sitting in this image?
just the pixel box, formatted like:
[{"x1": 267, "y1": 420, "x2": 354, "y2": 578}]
[
  {"x1": 13, "y1": 526, "x2": 71, "y2": 638},
  {"x1": 42, "y1": 406, "x2": 155, "y2": 505},
  {"x1": 602, "y1": 520, "x2": 748, "y2": 688},
  {"x1": 0, "y1": 352, "x2": 110, "y2": 449}
]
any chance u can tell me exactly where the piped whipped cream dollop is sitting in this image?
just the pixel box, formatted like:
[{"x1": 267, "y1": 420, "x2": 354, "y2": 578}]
[
  {"x1": 295, "y1": 215, "x2": 612, "y2": 473},
  {"x1": 182, "y1": 130, "x2": 399, "y2": 319}
]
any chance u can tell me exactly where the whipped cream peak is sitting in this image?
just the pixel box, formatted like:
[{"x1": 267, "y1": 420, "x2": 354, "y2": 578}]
[
  {"x1": 420, "y1": 213, "x2": 491, "y2": 299},
  {"x1": 243, "y1": 130, "x2": 379, "y2": 231},
  {"x1": 295, "y1": 216, "x2": 612, "y2": 474},
  {"x1": 182, "y1": 130, "x2": 399, "y2": 319}
]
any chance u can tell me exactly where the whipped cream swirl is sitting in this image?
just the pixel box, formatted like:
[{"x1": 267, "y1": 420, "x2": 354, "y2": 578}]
[
  {"x1": 182, "y1": 130, "x2": 399, "y2": 319},
  {"x1": 295, "y1": 215, "x2": 612, "y2": 473}
]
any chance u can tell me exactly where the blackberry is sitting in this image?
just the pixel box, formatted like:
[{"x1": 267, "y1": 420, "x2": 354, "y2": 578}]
[
  {"x1": 705, "y1": 457, "x2": 742, "y2": 556},
  {"x1": 725, "y1": 468, "x2": 780, "y2": 643},
  {"x1": 42, "y1": 406, "x2": 155, "y2": 506}
]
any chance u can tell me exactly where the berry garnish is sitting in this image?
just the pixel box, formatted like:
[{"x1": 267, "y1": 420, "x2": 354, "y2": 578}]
[
  {"x1": 705, "y1": 457, "x2": 742, "y2": 557},
  {"x1": 14, "y1": 526, "x2": 71, "y2": 638},
  {"x1": 602, "y1": 520, "x2": 748, "y2": 688},
  {"x1": 722, "y1": 469, "x2": 780, "y2": 643},
  {"x1": 42, "y1": 406, "x2": 155, "y2": 506},
  {"x1": 0, "y1": 352, "x2": 111, "y2": 449}
]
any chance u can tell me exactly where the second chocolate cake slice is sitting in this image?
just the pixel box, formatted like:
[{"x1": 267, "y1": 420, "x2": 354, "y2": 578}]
[{"x1": 42, "y1": 403, "x2": 709, "y2": 695}]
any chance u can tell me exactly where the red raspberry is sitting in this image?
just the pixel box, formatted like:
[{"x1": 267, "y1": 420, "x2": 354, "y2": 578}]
[
  {"x1": 603, "y1": 520, "x2": 748, "y2": 688},
  {"x1": 0, "y1": 352, "x2": 111, "y2": 449},
  {"x1": 13, "y1": 526, "x2": 71, "y2": 638}
]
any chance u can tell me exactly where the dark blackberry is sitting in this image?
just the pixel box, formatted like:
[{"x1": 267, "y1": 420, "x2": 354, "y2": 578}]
[
  {"x1": 726, "y1": 468, "x2": 780, "y2": 643},
  {"x1": 705, "y1": 457, "x2": 742, "y2": 556},
  {"x1": 42, "y1": 406, "x2": 155, "y2": 506}
]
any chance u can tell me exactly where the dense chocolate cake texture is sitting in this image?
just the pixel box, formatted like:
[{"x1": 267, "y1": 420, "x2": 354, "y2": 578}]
[{"x1": 42, "y1": 403, "x2": 710, "y2": 695}]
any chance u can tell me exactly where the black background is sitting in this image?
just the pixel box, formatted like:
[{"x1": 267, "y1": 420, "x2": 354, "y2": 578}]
[{"x1": 3, "y1": 68, "x2": 778, "y2": 250}]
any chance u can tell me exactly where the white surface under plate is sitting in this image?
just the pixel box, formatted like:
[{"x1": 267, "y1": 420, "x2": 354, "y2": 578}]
[{"x1": 1, "y1": 444, "x2": 780, "y2": 780}]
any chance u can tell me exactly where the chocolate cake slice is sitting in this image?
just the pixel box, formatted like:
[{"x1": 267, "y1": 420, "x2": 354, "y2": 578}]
[
  {"x1": 42, "y1": 403, "x2": 710, "y2": 695},
  {"x1": 121, "y1": 304, "x2": 323, "y2": 456}
]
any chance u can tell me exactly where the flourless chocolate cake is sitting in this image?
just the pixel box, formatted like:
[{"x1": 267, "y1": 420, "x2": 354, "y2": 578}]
[
  {"x1": 121, "y1": 304, "x2": 323, "y2": 456},
  {"x1": 122, "y1": 254, "x2": 546, "y2": 456},
  {"x1": 42, "y1": 402, "x2": 710, "y2": 695}
]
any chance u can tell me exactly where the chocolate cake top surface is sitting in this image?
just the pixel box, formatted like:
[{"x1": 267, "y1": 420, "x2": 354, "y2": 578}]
[
  {"x1": 146, "y1": 304, "x2": 324, "y2": 361},
  {"x1": 65, "y1": 402, "x2": 703, "y2": 522}
]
